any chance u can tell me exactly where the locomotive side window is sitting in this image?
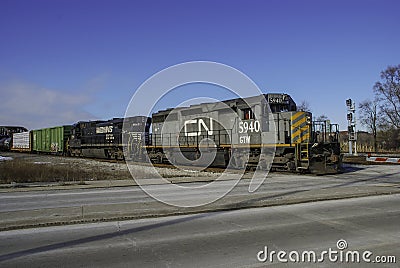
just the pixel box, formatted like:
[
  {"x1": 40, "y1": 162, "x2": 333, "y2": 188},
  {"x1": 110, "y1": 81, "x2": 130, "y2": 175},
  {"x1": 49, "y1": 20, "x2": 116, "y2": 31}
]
[{"x1": 241, "y1": 108, "x2": 255, "y2": 120}]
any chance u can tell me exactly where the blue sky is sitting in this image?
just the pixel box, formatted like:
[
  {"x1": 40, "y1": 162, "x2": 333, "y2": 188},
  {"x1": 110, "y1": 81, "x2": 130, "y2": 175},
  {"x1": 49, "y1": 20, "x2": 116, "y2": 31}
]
[{"x1": 1, "y1": 0, "x2": 399, "y2": 130}]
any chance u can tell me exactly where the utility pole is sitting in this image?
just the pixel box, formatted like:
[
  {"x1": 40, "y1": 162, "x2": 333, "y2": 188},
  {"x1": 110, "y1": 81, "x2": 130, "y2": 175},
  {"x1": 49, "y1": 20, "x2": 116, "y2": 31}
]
[{"x1": 346, "y1": 99, "x2": 357, "y2": 155}]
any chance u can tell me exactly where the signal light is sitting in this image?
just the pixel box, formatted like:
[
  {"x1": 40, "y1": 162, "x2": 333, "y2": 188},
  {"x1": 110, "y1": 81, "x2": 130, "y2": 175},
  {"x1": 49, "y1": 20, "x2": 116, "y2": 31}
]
[
  {"x1": 306, "y1": 115, "x2": 311, "y2": 125},
  {"x1": 347, "y1": 113, "x2": 353, "y2": 121},
  {"x1": 346, "y1": 99, "x2": 352, "y2": 107},
  {"x1": 348, "y1": 126, "x2": 354, "y2": 133}
]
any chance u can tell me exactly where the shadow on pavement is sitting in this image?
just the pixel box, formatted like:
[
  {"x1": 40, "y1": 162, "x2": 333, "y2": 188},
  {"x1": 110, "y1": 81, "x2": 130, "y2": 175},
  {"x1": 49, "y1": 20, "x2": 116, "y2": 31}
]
[
  {"x1": 0, "y1": 212, "x2": 215, "y2": 263},
  {"x1": 340, "y1": 164, "x2": 365, "y2": 173}
]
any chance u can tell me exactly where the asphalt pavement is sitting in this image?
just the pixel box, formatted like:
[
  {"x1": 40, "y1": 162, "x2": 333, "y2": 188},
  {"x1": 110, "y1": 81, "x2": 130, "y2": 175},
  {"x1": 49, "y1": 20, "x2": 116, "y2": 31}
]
[
  {"x1": 0, "y1": 194, "x2": 398, "y2": 267},
  {"x1": 0, "y1": 164, "x2": 399, "y2": 230}
]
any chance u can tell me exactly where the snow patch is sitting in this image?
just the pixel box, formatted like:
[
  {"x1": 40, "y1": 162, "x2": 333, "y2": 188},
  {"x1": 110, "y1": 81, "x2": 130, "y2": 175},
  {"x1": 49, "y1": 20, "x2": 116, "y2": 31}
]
[{"x1": 0, "y1": 155, "x2": 13, "y2": 161}]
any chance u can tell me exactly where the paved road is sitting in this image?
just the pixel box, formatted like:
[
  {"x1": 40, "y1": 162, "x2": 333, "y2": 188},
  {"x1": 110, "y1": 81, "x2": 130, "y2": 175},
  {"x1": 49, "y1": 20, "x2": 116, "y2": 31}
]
[
  {"x1": 1, "y1": 164, "x2": 399, "y2": 229},
  {"x1": 0, "y1": 194, "x2": 399, "y2": 267},
  {"x1": 1, "y1": 164, "x2": 399, "y2": 212}
]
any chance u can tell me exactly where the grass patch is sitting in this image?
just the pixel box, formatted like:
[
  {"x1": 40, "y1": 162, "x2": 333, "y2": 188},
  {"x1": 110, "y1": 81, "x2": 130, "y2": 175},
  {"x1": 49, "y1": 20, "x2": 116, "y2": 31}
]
[
  {"x1": 0, "y1": 158, "x2": 132, "y2": 184},
  {"x1": 0, "y1": 157, "x2": 219, "y2": 184}
]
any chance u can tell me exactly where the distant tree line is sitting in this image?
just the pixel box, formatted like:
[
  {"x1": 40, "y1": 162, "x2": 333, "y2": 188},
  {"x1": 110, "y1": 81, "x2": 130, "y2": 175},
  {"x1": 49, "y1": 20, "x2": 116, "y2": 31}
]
[{"x1": 359, "y1": 64, "x2": 400, "y2": 152}]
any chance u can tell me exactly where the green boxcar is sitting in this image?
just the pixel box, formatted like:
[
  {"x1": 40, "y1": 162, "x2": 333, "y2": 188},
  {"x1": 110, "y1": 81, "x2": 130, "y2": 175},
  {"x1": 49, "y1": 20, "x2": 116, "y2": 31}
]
[{"x1": 32, "y1": 126, "x2": 72, "y2": 154}]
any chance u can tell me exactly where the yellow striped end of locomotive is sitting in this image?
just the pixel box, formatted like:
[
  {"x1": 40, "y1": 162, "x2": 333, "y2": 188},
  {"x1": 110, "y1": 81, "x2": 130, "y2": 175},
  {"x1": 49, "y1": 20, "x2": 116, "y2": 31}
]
[{"x1": 290, "y1": 111, "x2": 311, "y2": 144}]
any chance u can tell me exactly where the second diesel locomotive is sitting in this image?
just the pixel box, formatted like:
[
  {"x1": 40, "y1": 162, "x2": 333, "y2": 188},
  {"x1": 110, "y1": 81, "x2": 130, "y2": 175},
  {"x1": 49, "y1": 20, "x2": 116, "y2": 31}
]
[{"x1": 68, "y1": 116, "x2": 151, "y2": 160}]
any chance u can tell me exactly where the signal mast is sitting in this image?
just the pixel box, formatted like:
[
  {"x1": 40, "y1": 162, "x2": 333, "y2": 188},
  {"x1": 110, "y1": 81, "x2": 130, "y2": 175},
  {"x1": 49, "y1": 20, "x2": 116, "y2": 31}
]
[{"x1": 346, "y1": 99, "x2": 357, "y2": 155}]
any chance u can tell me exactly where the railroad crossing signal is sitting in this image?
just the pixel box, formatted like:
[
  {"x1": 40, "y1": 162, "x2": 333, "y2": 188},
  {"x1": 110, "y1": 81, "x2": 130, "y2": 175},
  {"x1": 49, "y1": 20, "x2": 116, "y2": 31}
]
[
  {"x1": 346, "y1": 98, "x2": 357, "y2": 155},
  {"x1": 347, "y1": 113, "x2": 353, "y2": 121}
]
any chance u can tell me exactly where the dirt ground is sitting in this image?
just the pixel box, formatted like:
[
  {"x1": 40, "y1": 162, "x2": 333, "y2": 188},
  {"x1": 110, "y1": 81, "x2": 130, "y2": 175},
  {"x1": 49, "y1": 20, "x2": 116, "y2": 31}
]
[{"x1": 0, "y1": 152, "x2": 219, "y2": 183}]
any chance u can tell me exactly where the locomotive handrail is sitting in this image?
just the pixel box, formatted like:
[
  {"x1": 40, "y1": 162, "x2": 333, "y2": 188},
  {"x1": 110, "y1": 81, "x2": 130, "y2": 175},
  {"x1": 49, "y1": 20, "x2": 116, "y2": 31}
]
[{"x1": 150, "y1": 129, "x2": 233, "y2": 148}]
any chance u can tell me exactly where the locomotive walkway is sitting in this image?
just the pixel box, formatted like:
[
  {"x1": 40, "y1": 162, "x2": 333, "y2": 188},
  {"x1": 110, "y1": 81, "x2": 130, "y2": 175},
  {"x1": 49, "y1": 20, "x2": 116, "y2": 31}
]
[{"x1": 1, "y1": 164, "x2": 399, "y2": 231}]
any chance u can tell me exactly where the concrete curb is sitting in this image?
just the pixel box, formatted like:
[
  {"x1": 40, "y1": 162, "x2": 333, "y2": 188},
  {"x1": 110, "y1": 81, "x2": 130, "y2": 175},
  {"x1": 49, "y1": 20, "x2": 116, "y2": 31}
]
[
  {"x1": 0, "y1": 177, "x2": 223, "y2": 193},
  {"x1": 0, "y1": 170, "x2": 251, "y2": 193}
]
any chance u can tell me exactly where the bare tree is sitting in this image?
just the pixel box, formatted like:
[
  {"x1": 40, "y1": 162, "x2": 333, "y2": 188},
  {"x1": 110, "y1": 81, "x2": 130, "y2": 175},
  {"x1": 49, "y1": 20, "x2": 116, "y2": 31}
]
[
  {"x1": 373, "y1": 65, "x2": 400, "y2": 128},
  {"x1": 359, "y1": 98, "x2": 379, "y2": 152},
  {"x1": 378, "y1": 128, "x2": 400, "y2": 151},
  {"x1": 297, "y1": 100, "x2": 311, "y2": 112},
  {"x1": 315, "y1": 114, "x2": 328, "y2": 121}
]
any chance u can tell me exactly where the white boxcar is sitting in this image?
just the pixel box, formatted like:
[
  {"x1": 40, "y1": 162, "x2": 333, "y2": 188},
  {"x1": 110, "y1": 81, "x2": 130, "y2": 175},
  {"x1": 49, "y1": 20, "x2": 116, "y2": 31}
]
[{"x1": 12, "y1": 131, "x2": 30, "y2": 151}]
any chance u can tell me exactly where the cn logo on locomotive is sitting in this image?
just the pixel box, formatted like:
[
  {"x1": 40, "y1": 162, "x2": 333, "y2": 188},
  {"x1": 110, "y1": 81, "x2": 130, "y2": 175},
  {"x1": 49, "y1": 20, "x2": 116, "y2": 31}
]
[{"x1": 183, "y1": 118, "x2": 213, "y2": 137}]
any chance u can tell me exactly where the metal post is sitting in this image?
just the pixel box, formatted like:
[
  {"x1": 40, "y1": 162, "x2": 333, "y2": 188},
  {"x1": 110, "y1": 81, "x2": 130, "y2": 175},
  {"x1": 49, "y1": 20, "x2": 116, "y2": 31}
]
[
  {"x1": 349, "y1": 140, "x2": 353, "y2": 155},
  {"x1": 354, "y1": 111, "x2": 357, "y2": 156},
  {"x1": 346, "y1": 98, "x2": 357, "y2": 155}
]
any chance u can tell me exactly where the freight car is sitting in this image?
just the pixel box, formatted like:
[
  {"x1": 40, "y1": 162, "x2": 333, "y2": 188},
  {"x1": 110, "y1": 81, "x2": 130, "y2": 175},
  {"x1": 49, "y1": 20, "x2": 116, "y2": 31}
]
[
  {"x1": 10, "y1": 127, "x2": 71, "y2": 154},
  {"x1": 11, "y1": 131, "x2": 31, "y2": 151},
  {"x1": 0, "y1": 126, "x2": 28, "y2": 151},
  {"x1": 141, "y1": 93, "x2": 341, "y2": 174},
  {"x1": 32, "y1": 126, "x2": 72, "y2": 154}
]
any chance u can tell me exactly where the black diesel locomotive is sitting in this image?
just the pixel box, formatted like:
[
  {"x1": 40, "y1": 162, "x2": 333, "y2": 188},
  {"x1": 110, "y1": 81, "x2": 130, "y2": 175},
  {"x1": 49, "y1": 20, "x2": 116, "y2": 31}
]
[
  {"x1": 143, "y1": 93, "x2": 341, "y2": 174},
  {"x1": 68, "y1": 117, "x2": 151, "y2": 160}
]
